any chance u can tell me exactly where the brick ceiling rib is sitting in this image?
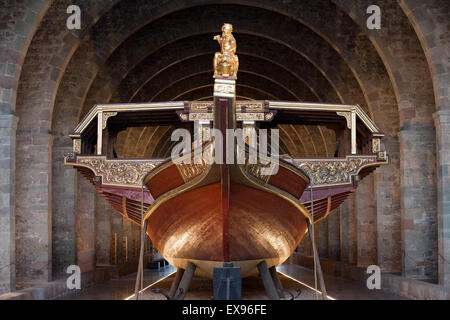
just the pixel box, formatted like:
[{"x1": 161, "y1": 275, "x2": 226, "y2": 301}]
[
  {"x1": 45, "y1": 1, "x2": 393, "y2": 161},
  {"x1": 22, "y1": 0, "x2": 411, "y2": 161},
  {"x1": 18, "y1": 0, "x2": 412, "y2": 175}
]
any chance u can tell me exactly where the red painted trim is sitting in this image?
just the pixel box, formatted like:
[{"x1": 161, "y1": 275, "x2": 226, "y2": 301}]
[
  {"x1": 299, "y1": 184, "x2": 354, "y2": 202},
  {"x1": 99, "y1": 185, "x2": 153, "y2": 203}
]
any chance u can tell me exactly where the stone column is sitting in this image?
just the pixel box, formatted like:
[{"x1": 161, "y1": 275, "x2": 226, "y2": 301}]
[
  {"x1": 318, "y1": 219, "x2": 328, "y2": 258},
  {"x1": 313, "y1": 220, "x2": 320, "y2": 257},
  {"x1": 15, "y1": 131, "x2": 53, "y2": 287},
  {"x1": 95, "y1": 193, "x2": 111, "y2": 266},
  {"x1": 131, "y1": 222, "x2": 140, "y2": 262},
  {"x1": 0, "y1": 115, "x2": 18, "y2": 293},
  {"x1": 297, "y1": 229, "x2": 312, "y2": 257},
  {"x1": 297, "y1": 221, "x2": 320, "y2": 259},
  {"x1": 328, "y1": 207, "x2": 340, "y2": 261},
  {"x1": 76, "y1": 174, "x2": 96, "y2": 272},
  {"x1": 348, "y1": 193, "x2": 357, "y2": 264},
  {"x1": 340, "y1": 203, "x2": 349, "y2": 263},
  {"x1": 122, "y1": 217, "x2": 132, "y2": 263},
  {"x1": 434, "y1": 110, "x2": 450, "y2": 286},
  {"x1": 51, "y1": 140, "x2": 76, "y2": 279},
  {"x1": 355, "y1": 175, "x2": 377, "y2": 267},
  {"x1": 400, "y1": 127, "x2": 438, "y2": 280},
  {"x1": 110, "y1": 211, "x2": 123, "y2": 264},
  {"x1": 338, "y1": 129, "x2": 357, "y2": 264},
  {"x1": 375, "y1": 135, "x2": 402, "y2": 274},
  {"x1": 340, "y1": 193, "x2": 357, "y2": 265}
]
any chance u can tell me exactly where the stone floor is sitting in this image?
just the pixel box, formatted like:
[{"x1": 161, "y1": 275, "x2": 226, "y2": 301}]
[
  {"x1": 277, "y1": 264, "x2": 406, "y2": 300},
  {"x1": 134, "y1": 270, "x2": 317, "y2": 300},
  {"x1": 55, "y1": 265, "x2": 176, "y2": 300},
  {"x1": 55, "y1": 263, "x2": 407, "y2": 300}
]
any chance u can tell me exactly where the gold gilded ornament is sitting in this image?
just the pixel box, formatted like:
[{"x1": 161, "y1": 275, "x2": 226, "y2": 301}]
[
  {"x1": 102, "y1": 112, "x2": 118, "y2": 130},
  {"x1": 78, "y1": 158, "x2": 158, "y2": 186},
  {"x1": 213, "y1": 23, "x2": 239, "y2": 78},
  {"x1": 297, "y1": 157, "x2": 376, "y2": 186},
  {"x1": 73, "y1": 139, "x2": 81, "y2": 153}
]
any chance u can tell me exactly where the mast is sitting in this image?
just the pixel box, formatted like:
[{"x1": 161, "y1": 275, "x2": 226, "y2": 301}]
[{"x1": 213, "y1": 23, "x2": 239, "y2": 262}]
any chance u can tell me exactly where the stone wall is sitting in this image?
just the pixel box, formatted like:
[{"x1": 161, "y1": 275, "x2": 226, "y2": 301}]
[
  {"x1": 0, "y1": 115, "x2": 17, "y2": 293},
  {"x1": 0, "y1": 0, "x2": 49, "y2": 294}
]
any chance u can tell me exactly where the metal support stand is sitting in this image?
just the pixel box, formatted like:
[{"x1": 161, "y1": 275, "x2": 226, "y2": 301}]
[
  {"x1": 134, "y1": 219, "x2": 148, "y2": 300},
  {"x1": 174, "y1": 262, "x2": 196, "y2": 300},
  {"x1": 269, "y1": 266, "x2": 286, "y2": 299},
  {"x1": 306, "y1": 218, "x2": 328, "y2": 300},
  {"x1": 169, "y1": 268, "x2": 185, "y2": 299},
  {"x1": 257, "y1": 261, "x2": 280, "y2": 300},
  {"x1": 134, "y1": 182, "x2": 147, "y2": 300}
]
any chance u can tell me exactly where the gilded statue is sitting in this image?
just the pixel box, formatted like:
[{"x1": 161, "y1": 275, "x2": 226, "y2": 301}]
[{"x1": 213, "y1": 23, "x2": 239, "y2": 78}]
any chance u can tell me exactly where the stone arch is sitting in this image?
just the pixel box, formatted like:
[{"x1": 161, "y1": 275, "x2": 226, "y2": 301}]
[
  {"x1": 398, "y1": 0, "x2": 450, "y2": 286},
  {"x1": 0, "y1": 0, "x2": 51, "y2": 292}
]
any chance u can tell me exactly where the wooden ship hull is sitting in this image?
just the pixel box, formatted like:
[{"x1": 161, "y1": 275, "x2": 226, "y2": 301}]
[
  {"x1": 143, "y1": 149, "x2": 311, "y2": 278},
  {"x1": 68, "y1": 148, "x2": 386, "y2": 279}
]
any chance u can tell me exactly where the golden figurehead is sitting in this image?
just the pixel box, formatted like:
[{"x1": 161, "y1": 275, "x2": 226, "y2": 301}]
[{"x1": 213, "y1": 23, "x2": 239, "y2": 78}]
